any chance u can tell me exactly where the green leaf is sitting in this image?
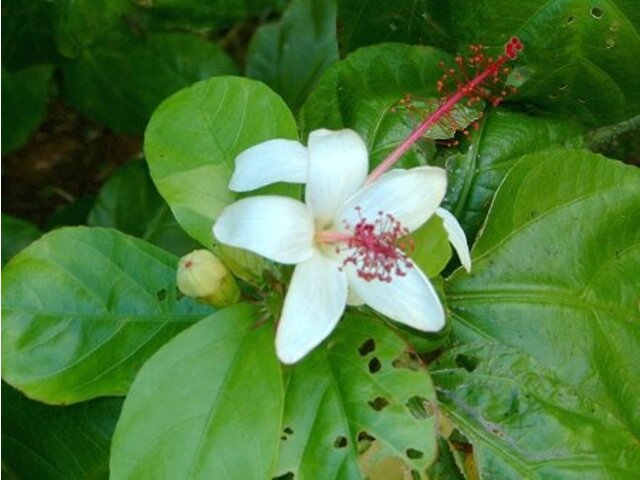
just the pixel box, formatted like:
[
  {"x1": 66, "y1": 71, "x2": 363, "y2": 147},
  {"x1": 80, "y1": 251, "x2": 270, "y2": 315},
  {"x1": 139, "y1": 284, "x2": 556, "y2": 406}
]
[
  {"x1": 130, "y1": 0, "x2": 286, "y2": 29},
  {"x1": 432, "y1": 344, "x2": 640, "y2": 478},
  {"x1": 446, "y1": 150, "x2": 640, "y2": 437},
  {"x1": 1, "y1": 65, "x2": 53, "y2": 155},
  {"x1": 1, "y1": 0, "x2": 60, "y2": 70},
  {"x1": 110, "y1": 304, "x2": 283, "y2": 479},
  {"x1": 246, "y1": 0, "x2": 339, "y2": 112},
  {"x1": 410, "y1": 215, "x2": 452, "y2": 278},
  {"x1": 448, "y1": 0, "x2": 640, "y2": 126},
  {"x1": 145, "y1": 76, "x2": 299, "y2": 247},
  {"x1": 338, "y1": 0, "x2": 453, "y2": 54},
  {"x1": 441, "y1": 110, "x2": 583, "y2": 242},
  {"x1": 300, "y1": 44, "x2": 473, "y2": 170},
  {"x1": 61, "y1": 32, "x2": 238, "y2": 134},
  {"x1": 1, "y1": 214, "x2": 42, "y2": 267},
  {"x1": 275, "y1": 313, "x2": 438, "y2": 478},
  {"x1": 53, "y1": 0, "x2": 132, "y2": 58},
  {"x1": 88, "y1": 159, "x2": 199, "y2": 256},
  {"x1": 1, "y1": 227, "x2": 212, "y2": 404},
  {"x1": 2, "y1": 382, "x2": 122, "y2": 480}
]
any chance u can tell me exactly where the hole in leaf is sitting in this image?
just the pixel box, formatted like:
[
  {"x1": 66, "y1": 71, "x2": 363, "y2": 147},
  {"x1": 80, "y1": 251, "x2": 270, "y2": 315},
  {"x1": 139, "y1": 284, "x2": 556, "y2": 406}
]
[
  {"x1": 368, "y1": 396, "x2": 390, "y2": 411},
  {"x1": 333, "y1": 436, "x2": 348, "y2": 449},
  {"x1": 410, "y1": 470, "x2": 421, "y2": 480},
  {"x1": 406, "y1": 448, "x2": 424, "y2": 459},
  {"x1": 392, "y1": 351, "x2": 421, "y2": 371},
  {"x1": 405, "y1": 396, "x2": 433, "y2": 419},
  {"x1": 590, "y1": 7, "x2": 604, "y2": 19},
  {"x1": 156, "y1": 288, "x2": 167, "y2": 301},
  {"x1": 358, "y1": 338, "x2": 376, "y2": 356},
  {"x1": 283, "y1": 427, "x2": 294, "y2": 435},
  {"x1": 566, "y1": 15, "x2": 575, "y2": 24},
  {"x1": 272, "y1": 472, "x2": 294, "y2": 480},
  {"x1": 280, "y1": 435, "x2": 287, "y2": 441},
  {"x1": 368, "y1": 357, "x2": 381, "y2": 374},
  {"x1": 357, "y1": 431, "x2": 376, "y2": 443},
  {"x1": 455, "y1": 353, "x2": 479, "y2": 372}
]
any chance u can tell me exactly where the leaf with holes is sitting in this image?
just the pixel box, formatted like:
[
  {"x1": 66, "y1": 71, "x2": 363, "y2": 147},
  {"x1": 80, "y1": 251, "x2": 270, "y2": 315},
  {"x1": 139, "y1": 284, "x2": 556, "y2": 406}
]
[
  {"x1": 431, "y1": 344, "x2": 640, "y2": 478},
  {"x1": 1, "y1": 227, "x2": 212, "y2": 404},
  {"x1": 2, "y1": 382, "x2": 122, "y2": 480},
  {"x1": 246, "y1": 0, "x2": 339, "y2": 112},
  {"x1": 88, "y1": 159, "x2": 199, "y2": 256},
  {"x1": 448, "y1": 0, "x2": 640, "y2": 126},
  {"x1": 110, "y1": 304, "x2": 284, "y2": 479},
  {"x1": 446, "y1": 150, "x2": 640, "y2": 439},
  {"x1": 145, "y1": 76, "x2": 299, "y2": 247},
  {"x1": 274, "y1": 313, "x2": 438, "y2": 479},
  {"x1": 301, "y1": 43, "x2": 483, "y2": 171},
  {"x1": 440, "y1": 110, "x2": 583, "y2": 243}
]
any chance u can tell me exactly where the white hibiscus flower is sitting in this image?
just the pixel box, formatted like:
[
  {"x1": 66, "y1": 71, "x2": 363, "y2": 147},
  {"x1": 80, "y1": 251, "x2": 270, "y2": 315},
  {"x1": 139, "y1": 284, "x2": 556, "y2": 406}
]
[{"x1": 214, "y1": 129, "x2": 470, "y2": 364}]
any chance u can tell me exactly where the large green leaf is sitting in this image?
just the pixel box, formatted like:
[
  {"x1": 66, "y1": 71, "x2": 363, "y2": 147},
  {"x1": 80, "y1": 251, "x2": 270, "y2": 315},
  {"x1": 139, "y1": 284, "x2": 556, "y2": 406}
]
[
  {"x1": 441, "y1": 110, "x2": 583, "y2": 242},
  {"x1": 130, "y1": 0, "x2": 286, "y2": 29},
  {"x1": 1, "y1": 65, "x2": 53, "y2": 155},
  {"x1": 1, "y1": 0, "x2": 60, "y2": 70},
  {"x1": 2, "y1": 382, "x2": 122, "y2": 480},
  {"x1": 110, "y1": 304, "x2": 283, "y2": 479},
  {"x1": 1, "y1": 227, "x2": 212, "y2": 404},
  {"x1": 448, "y1": 0, "x2": 640, "y2": 127},
  {"x1": 145, "y1": 76, "x2": 299, "y2": 247},
  {"x1": 62, "y1": 32, "x2": 238, "y2": 134},
  {"x1": 246, "y1": 0, "x2": 339, "y2": 112},
  {"x1": 275, "y1": 313, "x2": 438, "y2": 478},
  {"x1": 301, "y1": 43, "x2": 476, "y2": 170},
  {"x1": 88, "y1": 159, "x2": 199, "y2": 256},
  {"x1": 53, "y1": 0, "x2": 132, "y2": 58},
  {"x1": 432, "y1": 344, "x2": 640, "y2": 478},
  {"x1": 338, "y1": 0, "x2": 453, "y2": 53},
  {"x1": 1, "y1": 214, "x2": 42, "y2": 267},
  {"x1": 446, "y1": 150, "x2": 640, "y2": 439}
]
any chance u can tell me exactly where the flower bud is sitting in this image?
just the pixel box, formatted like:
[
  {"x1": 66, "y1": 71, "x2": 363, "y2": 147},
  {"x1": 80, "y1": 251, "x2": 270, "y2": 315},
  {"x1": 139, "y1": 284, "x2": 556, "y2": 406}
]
[{"x1": 176, "y1": 250, "x2": 240, "y2": 307}]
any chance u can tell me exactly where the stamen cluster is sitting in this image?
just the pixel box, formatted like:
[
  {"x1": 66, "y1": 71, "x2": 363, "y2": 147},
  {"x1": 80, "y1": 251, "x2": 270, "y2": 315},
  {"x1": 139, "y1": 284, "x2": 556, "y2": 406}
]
[{"x1": 340, "y1": 207, "x2": 414, "y2": 282}]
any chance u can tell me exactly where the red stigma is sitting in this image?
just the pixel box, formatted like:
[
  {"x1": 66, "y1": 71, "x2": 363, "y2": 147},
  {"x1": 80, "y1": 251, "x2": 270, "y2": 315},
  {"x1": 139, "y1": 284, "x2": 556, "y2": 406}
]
[{"x1": 340, "y1": 207, "x2": 414, "y2": 282}]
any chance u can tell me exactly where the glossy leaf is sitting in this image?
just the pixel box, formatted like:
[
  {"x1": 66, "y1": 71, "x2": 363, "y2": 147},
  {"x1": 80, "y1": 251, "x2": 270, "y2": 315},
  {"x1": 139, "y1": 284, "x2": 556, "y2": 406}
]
[
  {"x1": 432, "y1": 344, "x2": 640, "y2": 478},
  {"x1": 301, "y1": 44, "x2": 475, "y2": 170},
  {"x1": 448, "y1": 0, "x2": 640, "y2": 126},
  {"x1": 274, "y1": 313, "x2": 438, "y2": 478},
  {"x1": 446, "y1": 150, "x2": 640, "y2": 438},
  {"x1": 145, "y1": 76, "x2": 299, "y2": 247},
  {"x1": 338, "y1": 0, "x2": 453, "y2": 53},
  {"x1": 410, "y1": 215, "x2": 452, "y2": 278},
  {"x1": 246, "y1": 0, "x2": 339, "y2": 112},
  {"x1": 62, "y1": 32, "x2": 238, "y2": 134},
  {"x1": 2, "y1": 382, "x2": 122, "y2": 480},
  {"x1": 1, "y1": 227, "x2": 212, "y2": 404},
  {"x1": 2, "y1": 65, "x2": 53, "y2": 155},
  {"x1": 1, "y1": 214, "x2": 42, "y2": 267},
  {"x1": 441, "y1": 110, "x2": 583, "y2": 242},
  {"x1": 110, "y1": 304, "x2": 283, "y2": 479},
  {"x1": 88, "y1": 159, "x2": 199, "y2": 256}
]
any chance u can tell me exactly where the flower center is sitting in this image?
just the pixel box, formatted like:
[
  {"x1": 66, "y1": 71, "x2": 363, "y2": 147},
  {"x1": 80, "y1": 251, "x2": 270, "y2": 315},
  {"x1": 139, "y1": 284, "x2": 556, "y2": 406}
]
[{"x1": 317, "y1": 207, "x2": 414, "y2": 282}]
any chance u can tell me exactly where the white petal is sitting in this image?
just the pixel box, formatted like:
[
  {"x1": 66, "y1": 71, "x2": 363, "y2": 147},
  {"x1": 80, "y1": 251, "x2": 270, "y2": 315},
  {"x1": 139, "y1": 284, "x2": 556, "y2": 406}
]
[
  {"x1": 339, "y1": 166, "x2": 447, "y2": 233},
  {"x1": 346, "y1": 260, "x2": 445, "y2": 332},
  {"x1": 306, "y1": 129, "x2": 369, "y2": 227},
  {"x1": 213, "y1": 196, "x2": 315, "y2": 264},
  {"x1": 347, "y1": 288, "x2": 365, "y2": 306},
  {"x1": 229, "y1": 139, "x2": 308, "y2": 192},
  {"x1": 276, "y1": 253, "x2": 348, "y2": 364},
  {"x1": 435, "y1": 207, "x2": 472, "y2": 272}
]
